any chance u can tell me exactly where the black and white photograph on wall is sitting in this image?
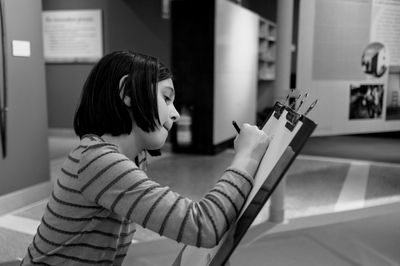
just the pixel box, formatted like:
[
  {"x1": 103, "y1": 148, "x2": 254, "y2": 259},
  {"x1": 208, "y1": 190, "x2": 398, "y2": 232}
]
[{"x1": 349, "y1": 84, "x2": 384, "y2": 119}]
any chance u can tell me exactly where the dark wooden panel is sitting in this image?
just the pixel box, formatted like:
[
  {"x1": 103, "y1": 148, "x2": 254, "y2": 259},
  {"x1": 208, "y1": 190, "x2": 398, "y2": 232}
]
[{"x1": 171, "y1": 0, "x2": 216, "y2": 154}]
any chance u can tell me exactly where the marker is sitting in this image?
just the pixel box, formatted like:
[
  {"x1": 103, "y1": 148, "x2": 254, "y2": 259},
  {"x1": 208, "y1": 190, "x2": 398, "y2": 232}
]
[{"x1": 232, "y1": 120, "x2": 240, "y2": 133}]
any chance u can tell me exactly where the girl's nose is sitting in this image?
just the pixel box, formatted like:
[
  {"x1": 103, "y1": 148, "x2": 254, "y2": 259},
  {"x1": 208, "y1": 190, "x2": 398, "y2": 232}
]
[{"x1": 171, "y1": 105, "x2": 180, "y2": 122}]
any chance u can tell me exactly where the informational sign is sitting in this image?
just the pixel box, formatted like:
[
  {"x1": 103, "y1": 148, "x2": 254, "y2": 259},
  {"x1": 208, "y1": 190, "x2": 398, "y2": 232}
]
[
  {"x1": 42, "y1": 10, "x2": 103, "y2": 63},
  {"x1": 370, "y1": 0, "x2": 400, "y2": 69}
]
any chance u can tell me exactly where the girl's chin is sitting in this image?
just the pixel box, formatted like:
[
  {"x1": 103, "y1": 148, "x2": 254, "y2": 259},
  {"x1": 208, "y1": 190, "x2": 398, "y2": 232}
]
[
  {"x1": 140, "y1": 127, "x2": 169, "y2": 150},
  {"x1": 146, "y1": 137, "x2": 167, "y2": 150}
]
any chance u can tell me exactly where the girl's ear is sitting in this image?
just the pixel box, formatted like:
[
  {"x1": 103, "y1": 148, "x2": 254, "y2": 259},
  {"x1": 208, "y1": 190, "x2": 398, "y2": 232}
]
[
  {"x1": 119, "y1": 74, "x2": 131, "y2": 107},
  {"x1": 123, "y1": 94, "x2": 132, "y2": 107}
]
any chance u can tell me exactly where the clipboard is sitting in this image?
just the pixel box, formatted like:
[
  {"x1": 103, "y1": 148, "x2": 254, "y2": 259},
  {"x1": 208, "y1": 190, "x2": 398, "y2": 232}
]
[{"x1": 172, "y1": 100, "x2": 317, "y2": 266}]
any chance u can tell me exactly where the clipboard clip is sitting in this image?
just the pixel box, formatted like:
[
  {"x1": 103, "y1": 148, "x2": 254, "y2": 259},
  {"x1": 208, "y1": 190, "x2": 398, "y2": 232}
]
[
  {"x1": 285, "y1": 99, "x2": 318, "y2": 131},
  {"x1": 285, "y1": 108, "x2": 302, "y2": 131},
  {"x1": 273, "y1": 101, "x2": 286, "y2": 119}
]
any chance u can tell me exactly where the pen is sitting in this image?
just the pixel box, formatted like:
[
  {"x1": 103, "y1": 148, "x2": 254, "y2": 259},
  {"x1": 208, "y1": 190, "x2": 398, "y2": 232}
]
[
  {"x1": 289, "y1": 94, "x2": 301, "y2": 109},
  {"x1": 303, "y1": 99, "x2": 318, "y2": 116},
  {"x1": 296, "y1": 92, "x2": 309, "y2": 111},
  {"x1": 232, "y1": 120, "x2": 240, "y2": 133},
  {"x1": 282, "y1": 93, "x2": 291, "y2": 105}
]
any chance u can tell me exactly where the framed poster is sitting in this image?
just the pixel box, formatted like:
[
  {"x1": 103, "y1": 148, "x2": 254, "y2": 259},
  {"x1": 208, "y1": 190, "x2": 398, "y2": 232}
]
[
  {"x1": 296, "y1": 0, "x2": 400, "y2": 135},
  {"x1": 42, "y1": 9, "x2": 103, "y2": 63}
]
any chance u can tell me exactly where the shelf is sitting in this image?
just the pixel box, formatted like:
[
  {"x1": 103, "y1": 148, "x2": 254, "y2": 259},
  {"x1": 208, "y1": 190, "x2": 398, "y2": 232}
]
[
  {"x1": 258, "y1": 65, "x2": 275, "y2": 80},
  {"x1": 258, "y1": 53, "x2": 275, "y2": 63},
  {"x1": 259, "y1": 18, "x2": 276, "y2": 39},
  {"x1": 258, "y1": 17, "x2": 276, "y2": 81}
]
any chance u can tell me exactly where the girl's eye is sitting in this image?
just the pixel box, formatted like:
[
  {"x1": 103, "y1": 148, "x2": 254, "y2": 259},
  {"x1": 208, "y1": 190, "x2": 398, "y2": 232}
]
[{"x1": 164, "y1": 96, "x2": 172, "y2": 104}]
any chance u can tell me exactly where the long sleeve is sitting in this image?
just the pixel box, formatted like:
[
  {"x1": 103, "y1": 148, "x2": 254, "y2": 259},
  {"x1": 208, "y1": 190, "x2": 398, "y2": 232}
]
[{"x1": 78, "y1": 145, "x2": 255, "y2": 248}]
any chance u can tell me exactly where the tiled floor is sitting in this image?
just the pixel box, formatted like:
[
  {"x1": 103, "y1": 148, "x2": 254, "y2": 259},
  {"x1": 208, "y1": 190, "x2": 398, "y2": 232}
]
[
  {"x1": 230, "y1": 210, "x2": 400, "y2": 266},
  {"x1": 1, "y1": 134, "x2": 400, "y2": 265}
]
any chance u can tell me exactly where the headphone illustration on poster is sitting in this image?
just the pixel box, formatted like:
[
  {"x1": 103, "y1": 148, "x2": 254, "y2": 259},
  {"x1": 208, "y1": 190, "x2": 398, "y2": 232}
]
[{"x1": 361, "y1": 42, "x2": 388, "y2": 78}]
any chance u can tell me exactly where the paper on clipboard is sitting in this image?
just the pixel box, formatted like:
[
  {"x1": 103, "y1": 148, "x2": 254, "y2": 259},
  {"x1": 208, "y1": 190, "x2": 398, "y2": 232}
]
[{"x1": 241, "y1": 109, "x2": 302, "y2": 213}]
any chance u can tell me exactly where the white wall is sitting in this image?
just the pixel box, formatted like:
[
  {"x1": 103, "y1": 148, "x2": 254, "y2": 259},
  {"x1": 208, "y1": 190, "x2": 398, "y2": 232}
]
[
  {"x1": 0, "y1": 0, "x2": 49, "y2": 196},
  {"x1": 213, "y1": 0, "x2": 259, "y2": 144}
]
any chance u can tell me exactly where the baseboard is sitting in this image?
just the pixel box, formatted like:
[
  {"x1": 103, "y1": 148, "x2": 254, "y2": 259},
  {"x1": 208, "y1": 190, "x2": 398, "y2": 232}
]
[{"x1": 0, "y1": 182, "x2": 52, "y2": 216}]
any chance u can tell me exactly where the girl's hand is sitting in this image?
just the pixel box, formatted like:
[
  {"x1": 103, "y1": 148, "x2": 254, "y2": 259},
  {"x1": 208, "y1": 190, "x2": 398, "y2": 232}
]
[
  {"x1": 231, "y1": 123, "x2": 270, "y2": 176},
  {"x1": 234, "y1": 123, "x2": 269, "y2": 161}
]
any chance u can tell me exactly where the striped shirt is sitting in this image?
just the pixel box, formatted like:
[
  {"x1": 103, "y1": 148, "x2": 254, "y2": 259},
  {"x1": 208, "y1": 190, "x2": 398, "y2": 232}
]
[{"x1": 22, "y1": 134, "x2": 255, "y2": 265}]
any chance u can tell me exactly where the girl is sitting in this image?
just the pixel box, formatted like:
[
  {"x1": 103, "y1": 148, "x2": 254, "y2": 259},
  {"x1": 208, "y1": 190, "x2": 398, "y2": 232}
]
[{"x1": 21, "y1": 50, "x2": 270, "y2": 265}]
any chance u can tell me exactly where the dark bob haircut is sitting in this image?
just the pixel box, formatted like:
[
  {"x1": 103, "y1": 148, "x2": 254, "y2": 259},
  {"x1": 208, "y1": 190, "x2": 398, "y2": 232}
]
[{"x1": 73, "y1": 50, "x2": 173, "y2": 138}]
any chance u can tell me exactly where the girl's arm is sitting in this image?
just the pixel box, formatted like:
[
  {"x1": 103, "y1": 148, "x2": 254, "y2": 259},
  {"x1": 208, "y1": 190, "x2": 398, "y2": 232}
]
[{"x1": 79, "y1": 125, "x2": 269, "y2": 248}]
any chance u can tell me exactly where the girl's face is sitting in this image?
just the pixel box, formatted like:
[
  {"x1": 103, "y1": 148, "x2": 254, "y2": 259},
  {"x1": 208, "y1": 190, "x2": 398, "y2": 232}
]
[{"x1": 134, "y1": 78, "x2": 180, "y2": 150}]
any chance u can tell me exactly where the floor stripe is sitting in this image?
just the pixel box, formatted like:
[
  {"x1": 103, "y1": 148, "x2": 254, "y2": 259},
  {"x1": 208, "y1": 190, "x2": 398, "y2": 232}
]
[
  {"x1": 298, "y1": 155, "x2": 400, "y2": 168},
  {"x1": 0, "y1": 215, "x2": 40, "y2": 235},
  {"x1": 0, "y1": 182, "x2": 51, "y2": 216},
  {"x1": 6, "y1": 199, "x2": 48, "y2": 216},
  {"x1": 334, "y1": 161, "x2": 370, "y2": 212}
]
